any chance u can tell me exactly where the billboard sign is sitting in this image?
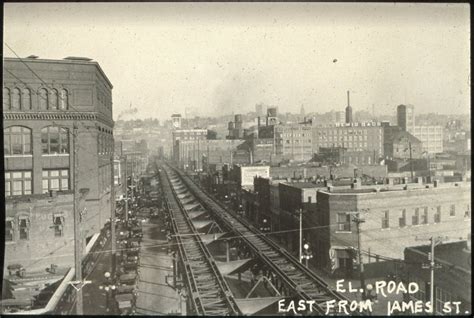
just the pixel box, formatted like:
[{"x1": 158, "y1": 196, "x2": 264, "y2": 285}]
[{"x1": 240, "y1": 166, "x2": 270, "y2": 186}]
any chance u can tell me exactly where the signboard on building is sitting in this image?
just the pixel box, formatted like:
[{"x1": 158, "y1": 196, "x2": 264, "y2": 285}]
[{"x1": 239, "y1": 166, "x2": 270, "y2": 186}]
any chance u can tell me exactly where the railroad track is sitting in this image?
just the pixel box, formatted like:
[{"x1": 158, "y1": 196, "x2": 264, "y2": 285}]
[
  {"x1": 166, "y1": 163, "x2": 349, "y2": 315},
  {"x1": 159, "y1": 166, "x2": 241, "y2": 316}
]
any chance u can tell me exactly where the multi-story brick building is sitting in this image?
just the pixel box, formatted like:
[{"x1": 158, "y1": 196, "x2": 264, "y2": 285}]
[
  {"x1": 274, "y1": 122, "x2": 314, "y2": 161},
  {"x1": 313, "y1": 180, "x2": 471, "y2": 278},
  {"x1": 3, "y1": 56, "x2": 114, "y2": 274},
  {"x1": 172, "y1": 128, "x2": 207, "y2": 169}
]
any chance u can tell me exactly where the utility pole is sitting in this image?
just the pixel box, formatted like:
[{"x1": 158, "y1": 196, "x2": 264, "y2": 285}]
[
  {"x1": 418, "y1": 236, "x2": 445, "y2": 314},
  {"x1": 347, "y1": 210, "x2": 366, "y2": 299},
  {"x1": 124, "y1": 156, "x2": 129, "y2": 223},
  {"x1": 409, "y1": 141, "x2": 414, "y2": 182},
  {"x1": 72, "y1": 123, "x2": 83, "y2": 315},
  {"x1": 299, "y1": 208, "x2": 303, "y2": 264},
  {"x1": 110, "y1": 155, "x2": 116, "y2": 277}
]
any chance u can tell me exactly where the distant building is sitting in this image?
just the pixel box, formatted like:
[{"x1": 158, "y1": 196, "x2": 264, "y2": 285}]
[
  {"x1": 397, "y1": 104, "x2": 415, "y2": 132},
  {"x1": 274, "y1": 122, "x2": 314, "y2": 161},
  {"x1": 3, "y1": 56, "x2": 114, "y2": 274},
  {"x1": 171, "y1": 113, "x2": 182, "y2": 129},
  {"x1": 314, "y1": 181, "x2": 471, "y2": 278},
  {"x1": 172, "y1": 128, "x2": 207, "y2": 167},
  {"x1": 404, "y1": 240, "x2": 471, "y2": 315},
  {"x1": 255, "y1": 103, "x2": 263, "y2": 116},
  {"x1": 411, "y1": 125, "x2": 444, "y2": 154},
  {"x1": 384, "y1": 129, "x2": 423, "y2": 160}
]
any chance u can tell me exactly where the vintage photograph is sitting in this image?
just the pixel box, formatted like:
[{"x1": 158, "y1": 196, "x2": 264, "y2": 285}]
[{"x1": 1, "y1": 2, "x2": 471, "y2": 316}]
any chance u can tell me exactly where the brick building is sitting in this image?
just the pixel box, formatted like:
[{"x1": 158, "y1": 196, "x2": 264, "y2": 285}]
[
  {"x1": 3, "y1": 56, "x2": 114, "y2": 274},
  {"x1": 172, "y1": 128, "x2": 207, "y2": 169},
  {"x1": 314, "y1": 181, "x2": 471, "y2": 278}
]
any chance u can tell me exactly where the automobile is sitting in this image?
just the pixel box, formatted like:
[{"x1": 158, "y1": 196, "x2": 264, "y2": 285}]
[{"x1": 114, "y1": 293, "x2": 135, "y2": 315}]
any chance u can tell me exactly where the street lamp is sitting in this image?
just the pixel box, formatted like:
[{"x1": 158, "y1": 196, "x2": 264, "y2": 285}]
[
  {"x1": 302, "y1": 243, "x2": 313, "y2": 267},
  {"x1": 99, "y1": 271, "x2": 117, "y2": 313}
]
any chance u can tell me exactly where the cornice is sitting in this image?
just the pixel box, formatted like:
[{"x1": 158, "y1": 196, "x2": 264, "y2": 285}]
[{"x1": 3, "y1": 111, "x2": 114, "y2": 127}]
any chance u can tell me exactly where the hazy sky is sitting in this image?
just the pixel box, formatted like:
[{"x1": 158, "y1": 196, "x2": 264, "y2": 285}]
[{"x1": 3, "y1": 3, "x2": 470, "y2": 121}]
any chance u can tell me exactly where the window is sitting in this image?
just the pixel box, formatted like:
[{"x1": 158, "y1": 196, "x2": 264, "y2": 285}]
[
  {"x1": 22, "y1": 88, "x2": 31, "y2": 110},
  {"x1": 6, "y1": 219, "x2": 14, "y2": 242},
  {"x1": 465, "y1": 204, "x2": 471, "y2": 218},
  {"x1": 59, "y1": 89, "x2": 68, "y2": 110},
  {"x1": 399, "y1": 209, "x2": 406, "y2": 227},
  {"x1": 5, "y1": 171, "x2": 32, "y2": 196},
  {"x1": 337, "y1": 213, "x2": 351, "y2": 232},
  {"x1": 42, "y1": 170, "x2": 69, "y2": 192},
  {"x1": 382, "y1": 210, "x2": 389, "y2": 229},
  {"x1": 412, "y1": 208, "x2": 419, "y2": 225},
  {"x1": 12, "y1": 88, "x2": 21, "y2": 110},
  {"x1": 50, "y1": 89, "x2": 59, "y2": 110},
  {"x1": 450, "y1": 204, "x2": 456, "y2": 217},
  {"x1": 434, "y1": 206, "x2": 441, "y2": 223},
  {"x1": 41, "y1": 126, "x2": 69, "y2": 154},
  {"x1": 39, "y1": 88, "x2": 48, "y2": 110},
  {"x1": 18, "y1": 217, "x2": 30, "y2": 240},
  {"x1": 4, "y1": 87, "x2": 11, "y2": 109},
  {"x1": 421, "y1": 207, "x2": 428, "y2": 224},
  {"x1": 53, "y1": 214, "x2": 65, "y2": 237},
  {"x1": 4, "y1": 126, "x2": 32, "y2": 155}
]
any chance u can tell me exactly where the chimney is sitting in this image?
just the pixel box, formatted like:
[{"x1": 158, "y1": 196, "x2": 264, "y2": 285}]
[
  {"x1": 417, "y1": 177, "x2": 423, "y2": 185},
  {"x1": 433, "y1": 180, "x2": 439, "y2": 188}
]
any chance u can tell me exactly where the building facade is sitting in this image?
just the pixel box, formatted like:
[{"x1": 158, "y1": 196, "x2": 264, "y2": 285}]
[
  {"x1": 397, "y1": 104, "x2": 415, "y2": 132},
  {"x1": 410, "y1": 125, "x2": 444, "y2": 154},
  {"x1": 314, "y1": 181, "x2": 471, "y2": 278},
  {"x1": 3, "y1": 56, "x2": 114, "y2": 273}
]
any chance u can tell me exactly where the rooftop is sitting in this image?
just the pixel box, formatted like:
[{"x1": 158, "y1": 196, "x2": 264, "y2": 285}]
[
  {"x1": 407, "y1": 241, "x2": 471, "y2": 273},
  {"x1": 4, "y1": 57, "x2": 113, "y2": 89}
]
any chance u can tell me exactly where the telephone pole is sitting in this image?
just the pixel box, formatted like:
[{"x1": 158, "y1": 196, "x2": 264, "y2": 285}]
[
  {"x1": 110, "y1": 155, "x2": 116, "y2": 277},
  {"x1": 409, "y1": 141, "x2": 414, "y2": 181},
  {"x1": 298, "y1": 208, "x2": 303, "y2": 263},
  {"x1": 347, "y1": 210, "x2": 367, "y2": 299},
  {"x1": 124, "y1": 156, "x2": 129, "y2": 223},
  {"x1": 417, "y1": 236, "x2": 446, "y2": 313},
  {"x1": 72, "y1": 123, "x2": 83, "y2": 315}
]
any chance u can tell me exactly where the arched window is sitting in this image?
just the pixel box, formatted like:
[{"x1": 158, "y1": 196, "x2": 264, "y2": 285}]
[
  {"x1": 3, "y1": 88, "x2": 11, "y2": 109},
  {"x1": 60, "y1": 89, "x2": 68, "y2": 110},
  {"x1": 4, "y1": 126, "x2": 32, "y2": 155},
  {"x1": 39, "y1": 88, "x2": 48, "y2": 110},
  {"x1": 12, "y1": 88, "x2": 21, "y2": 110},
  {"x1": 41, "y1": 126, "x2": 69, "y2": 154},
  {"x1": 22, "y1": 88, "x2": 31, "y2": 110},
  {"x1": 50, "y1": 89, "x2": 59, "y2": 110}
]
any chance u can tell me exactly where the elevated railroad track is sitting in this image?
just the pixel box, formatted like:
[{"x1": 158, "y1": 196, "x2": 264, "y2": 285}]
[
  {"x1": 159, "y1": 166, "x2": 241, "y2": 316},
  {"x1": 164, "y1": 163, "x2": 350, "y2": 315}
]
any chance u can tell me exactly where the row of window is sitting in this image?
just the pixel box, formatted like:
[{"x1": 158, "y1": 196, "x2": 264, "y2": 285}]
[
  {"x1": 336, "y1": 205, "x2": 471, "y2": 231},
  {"x1": 3, "y1": 87, "x2": 69, "y2": 111},
  {"x1": 5, "y1": 169, "x2": 69, "y2": 196},
  {"x1": 4, "y1": 125, "x2": 114, "y2": 156},
  {"x1": 4, "y1": 126, "x2": 69, "y2": 155},
  {"x1": 5, "y1": 213, "x2": 65, "y2": 242}
]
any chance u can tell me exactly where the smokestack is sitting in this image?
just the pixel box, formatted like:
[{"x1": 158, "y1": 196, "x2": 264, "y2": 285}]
[{"x1": 345, "y1": 90, "x2": 353, "y2": 124}]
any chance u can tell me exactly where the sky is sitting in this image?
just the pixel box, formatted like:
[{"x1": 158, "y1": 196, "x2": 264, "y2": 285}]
[{"x1": 3, "y1": 2, "x2": 470, "y2": 121}]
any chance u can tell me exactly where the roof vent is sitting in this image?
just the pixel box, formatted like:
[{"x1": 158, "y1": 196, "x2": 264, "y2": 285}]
[
  {"x1": 64, "y1": 56, "x2": 92, "y2": 61},
  {"x1": 27, "y1": 55, "x2": 38, "y2": 59}
]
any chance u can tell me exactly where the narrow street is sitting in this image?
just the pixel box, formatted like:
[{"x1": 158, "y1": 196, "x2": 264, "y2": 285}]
[{"x1": 135, "y1": 214, "x2": 180, "y2": 315}]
